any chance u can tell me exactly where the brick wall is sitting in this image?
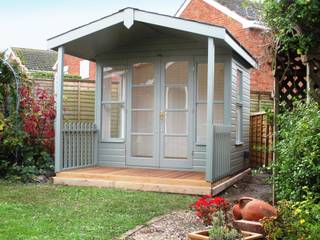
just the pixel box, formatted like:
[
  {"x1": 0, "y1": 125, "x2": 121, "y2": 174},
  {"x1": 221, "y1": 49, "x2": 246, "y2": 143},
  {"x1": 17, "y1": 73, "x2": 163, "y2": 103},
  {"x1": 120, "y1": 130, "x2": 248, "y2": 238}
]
[
  {"x1": 64, "y1": 54, "x2": 96, "y2": 80},
  {"x1": 180, "y1": 0, "x2": 273, "y2": 93}
]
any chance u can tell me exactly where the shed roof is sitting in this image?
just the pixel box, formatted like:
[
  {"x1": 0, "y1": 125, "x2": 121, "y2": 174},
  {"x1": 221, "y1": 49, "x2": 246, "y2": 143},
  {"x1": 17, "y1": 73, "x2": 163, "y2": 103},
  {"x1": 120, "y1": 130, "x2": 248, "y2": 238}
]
[
  {"x1": 11, "y1": 47, "x2": 57, "y2": 72},
  {"x1": 47, "y1": 8, "x2": 257, "y2": 68}
]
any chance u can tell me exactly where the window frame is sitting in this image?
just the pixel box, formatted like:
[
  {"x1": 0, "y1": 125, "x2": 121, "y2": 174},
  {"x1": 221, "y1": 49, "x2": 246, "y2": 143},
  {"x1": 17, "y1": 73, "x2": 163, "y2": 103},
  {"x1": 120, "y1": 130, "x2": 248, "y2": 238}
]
[
  {"x1": 194, "y1": 59, "x2": 225, "y2": 146},
  {"x1": 101, "y1": 65, "x2": 127, "y2": 142},
  {"x1": 235, "y1": 68, "x2": 243, "y2": 145}
]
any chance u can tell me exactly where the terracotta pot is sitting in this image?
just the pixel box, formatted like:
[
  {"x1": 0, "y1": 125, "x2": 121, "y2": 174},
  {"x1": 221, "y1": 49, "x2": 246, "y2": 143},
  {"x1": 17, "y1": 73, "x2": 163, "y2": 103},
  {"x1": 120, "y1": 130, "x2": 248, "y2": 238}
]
[
  {"x1": 187, "y1": 229, "x2": 264, "y2": 240},
  {"x1": 232, "y1": 197, "x2": 277, "y2": 221}
]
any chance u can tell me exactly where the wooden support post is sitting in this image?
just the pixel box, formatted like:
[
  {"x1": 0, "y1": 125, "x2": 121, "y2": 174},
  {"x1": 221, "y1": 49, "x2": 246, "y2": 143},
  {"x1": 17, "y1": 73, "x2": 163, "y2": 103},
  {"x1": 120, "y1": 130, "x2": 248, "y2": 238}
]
[
  {"x1": 54, "y1": 46, "x2": 64, "y2": 172},
  {"x1": 206, "y1": 37, "x2": 215, "y2": 181}
]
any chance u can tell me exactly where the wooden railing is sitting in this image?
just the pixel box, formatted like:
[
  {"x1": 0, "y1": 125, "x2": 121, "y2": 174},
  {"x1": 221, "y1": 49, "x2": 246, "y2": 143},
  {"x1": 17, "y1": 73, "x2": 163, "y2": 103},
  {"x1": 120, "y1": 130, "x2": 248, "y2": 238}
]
[
  {"x1": 213, "y1": 125, "x2": 231, "y2": 180},
  {"x1": 62, "y1": 122, "x2": 97, "y2": 170}
]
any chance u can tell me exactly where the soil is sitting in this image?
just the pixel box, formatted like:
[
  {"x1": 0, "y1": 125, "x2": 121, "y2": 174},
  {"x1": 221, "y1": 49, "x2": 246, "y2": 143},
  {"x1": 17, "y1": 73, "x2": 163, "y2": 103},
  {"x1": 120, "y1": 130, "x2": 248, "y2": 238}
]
[{"x1": 121, "y1": 172, "x2": 272, "y2": 240}]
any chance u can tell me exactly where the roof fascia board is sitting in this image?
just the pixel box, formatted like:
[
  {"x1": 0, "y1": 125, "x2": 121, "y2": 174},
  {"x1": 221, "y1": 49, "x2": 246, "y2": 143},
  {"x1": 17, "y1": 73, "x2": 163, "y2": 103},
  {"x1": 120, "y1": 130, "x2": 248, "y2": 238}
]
[
  {"x1": 175, "y1": 0, "x2": 192, "y2": 16},
  {"x1": 47, "y1": 12, "x2": 124, "y2": 49},
  {"x1": 47, "y1": 8, "x2": 256, "y2": 68},
  {"x1": 134, "y1": 10, "x2": 225, "y2": 40},
  {"x1": 224, "y1": 34, "x2": 257, "y2": 68},
  {"x1": 123, "y1": 8, "x2": 134, "y2": 29}
]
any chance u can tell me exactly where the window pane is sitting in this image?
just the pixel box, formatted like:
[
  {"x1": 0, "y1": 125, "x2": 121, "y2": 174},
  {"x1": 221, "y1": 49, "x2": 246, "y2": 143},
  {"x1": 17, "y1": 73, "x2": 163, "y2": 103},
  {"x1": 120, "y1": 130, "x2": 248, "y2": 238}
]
[
  {"x1": 165, "y1": 112, "x2": 187, "y2": 135},
  {"x1": 236, "y1": 106, "x2": 242, "y2": 142},
  {"x1": 132, "y1": 86, "x2": 154, "y2": 109},
  {"x1": 166, "y1": 86, "x2": 187, "y2": 110},
  {"x1": 236, "y1": 70, "x2": 243, "y2": 102},
  {"x1": 101, "y1": 104, "x2": 123, "y2": 140},
  {"x1": 214, "y1": 103, "x2": 224, "y2": 124},
  {"x1": 131, "y1": 135, "x2": 153, "y2": 157},
  {"x1": 132, "y1": 111, "x2": 154, "y2": 133},
  {"x1": 164, "y1": 136, "x2": 188, "y2": 159},
  {"x1": 165, "y1": 61, "x2": 188, "y2": 85},
  {"x1": 196, "y1": 63, "x2": 225, "y2": 102},
  {"x1": 197, "y1": 63, "x2": 207, "y2": 102},
  {"x1": 215, "y1": 63, "x2": 224, "y2": 101},
  {"x1": 196, "y1": 103, "x2": 224, "y2": 143},
  {"x1": 133, "y1": 63, "x2": 155, "y2": 85},
  {"x1": 103, "y1": 66, "x2": 126, "y2": 102},
  {"x1": 196, "y1": 104, "x2": 207, "y2": 144}
]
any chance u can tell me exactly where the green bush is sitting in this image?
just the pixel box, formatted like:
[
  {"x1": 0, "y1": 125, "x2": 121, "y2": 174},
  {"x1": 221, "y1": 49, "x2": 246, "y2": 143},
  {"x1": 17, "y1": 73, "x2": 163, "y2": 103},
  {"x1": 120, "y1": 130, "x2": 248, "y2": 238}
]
[
  {"x1": 262, "y1": 193, "x2": 320, "y2": 240},
  {"x1": 30, "y1": 71, "x2": 82, "y2": 80},
  {"x1": 274, "y1": 100, "x2": 320, "y2": 201},
  {"x1": 0, "y1": 55, "x2": 54, "y2": 182}
]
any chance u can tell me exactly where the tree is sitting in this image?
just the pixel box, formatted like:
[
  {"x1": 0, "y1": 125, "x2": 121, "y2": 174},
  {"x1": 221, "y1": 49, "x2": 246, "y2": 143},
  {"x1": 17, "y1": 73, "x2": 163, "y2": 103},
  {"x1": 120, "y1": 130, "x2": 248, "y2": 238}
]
[{"x1": 263, "y1": 0, "x2": 320, "y2": 103}]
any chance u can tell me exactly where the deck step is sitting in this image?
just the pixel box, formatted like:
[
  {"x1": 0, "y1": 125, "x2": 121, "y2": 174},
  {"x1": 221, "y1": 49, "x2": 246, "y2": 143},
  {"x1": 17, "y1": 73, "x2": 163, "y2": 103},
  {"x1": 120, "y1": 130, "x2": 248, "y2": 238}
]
[{"x1": 53, "y1": 176, "x2": 211, "y2": 195}]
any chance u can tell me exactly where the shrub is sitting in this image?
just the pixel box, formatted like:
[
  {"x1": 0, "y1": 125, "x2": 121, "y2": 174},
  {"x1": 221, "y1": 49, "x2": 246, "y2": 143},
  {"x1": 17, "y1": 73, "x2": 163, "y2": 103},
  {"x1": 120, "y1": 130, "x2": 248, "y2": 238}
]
[
  {"x1": 274, "y1": 100, "x2": 320, "y2": 201},
  {"x1": 208, "y1": 210, "x2": 242, "y2": 240},
  {"x1": 30, "y1": 71, "x2": 82, "y2": 80},
  {"x1": 0, "y1": 55, "x2": 55, "y2": 181},
  {"x1": 262, "y1": 193, "x2": 320, "y2": 240}
]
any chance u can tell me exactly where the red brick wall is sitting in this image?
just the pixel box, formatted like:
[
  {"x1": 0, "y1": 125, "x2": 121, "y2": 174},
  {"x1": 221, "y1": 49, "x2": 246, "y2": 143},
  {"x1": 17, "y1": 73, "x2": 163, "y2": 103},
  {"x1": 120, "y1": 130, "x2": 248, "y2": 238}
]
[
  {"x1": 64, "y1": 54, "x2": 96, "y2": 80},
  {"x1": 180, "y1": 0, "x2": 273, "y2": 92}
]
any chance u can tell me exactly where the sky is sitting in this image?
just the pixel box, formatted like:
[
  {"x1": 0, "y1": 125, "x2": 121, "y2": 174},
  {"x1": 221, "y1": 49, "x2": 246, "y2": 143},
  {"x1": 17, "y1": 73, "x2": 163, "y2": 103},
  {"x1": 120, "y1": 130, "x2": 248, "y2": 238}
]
[{"x1": 0, "y1": 0, "x2": 184, "y2": 51}]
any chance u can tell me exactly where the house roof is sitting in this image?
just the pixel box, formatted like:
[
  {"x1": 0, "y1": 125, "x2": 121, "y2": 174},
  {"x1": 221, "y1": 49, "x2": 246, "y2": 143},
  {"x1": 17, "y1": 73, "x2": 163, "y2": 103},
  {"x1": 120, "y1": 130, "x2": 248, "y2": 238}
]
[
  {"x1": 176, "y1": 0, "x2": 265, "y2": 29},
  {"x1": 215, "y1": 0, "x2": 260, "y2": 21},
  {"x1": 11, "y1": 47, "x2": 57, "y2": 72},
  {"x1": 47, "y1": 8, "x2": 257, "y2": 68}
]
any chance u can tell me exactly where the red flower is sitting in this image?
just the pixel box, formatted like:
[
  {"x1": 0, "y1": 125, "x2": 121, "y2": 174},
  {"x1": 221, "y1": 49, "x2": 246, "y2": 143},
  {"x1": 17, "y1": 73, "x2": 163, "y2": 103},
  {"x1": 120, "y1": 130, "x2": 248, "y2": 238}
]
[{"x1": 190, "y1": 195, "x2": 229, "y2": 225}]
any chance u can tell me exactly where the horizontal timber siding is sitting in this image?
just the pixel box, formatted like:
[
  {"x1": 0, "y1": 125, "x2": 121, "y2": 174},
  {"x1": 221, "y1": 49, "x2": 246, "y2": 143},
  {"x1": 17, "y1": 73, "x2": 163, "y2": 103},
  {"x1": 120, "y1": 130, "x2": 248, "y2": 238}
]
[{"x1": 230, "y1": 59, "x2": 250, "y2": 173}]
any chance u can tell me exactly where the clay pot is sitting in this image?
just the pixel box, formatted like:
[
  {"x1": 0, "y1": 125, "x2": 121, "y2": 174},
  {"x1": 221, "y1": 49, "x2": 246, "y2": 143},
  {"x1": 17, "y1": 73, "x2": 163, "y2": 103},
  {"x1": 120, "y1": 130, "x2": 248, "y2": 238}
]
[{"x1": 232, "y1": 197, "x2": 277, "y2": 221}]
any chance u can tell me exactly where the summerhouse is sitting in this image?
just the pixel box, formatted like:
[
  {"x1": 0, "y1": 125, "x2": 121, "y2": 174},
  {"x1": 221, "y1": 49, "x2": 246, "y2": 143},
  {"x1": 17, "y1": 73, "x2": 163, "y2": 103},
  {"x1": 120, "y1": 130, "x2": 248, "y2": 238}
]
[{"x1": 49, "y1": 8, "x2": 256, "y2": 195}]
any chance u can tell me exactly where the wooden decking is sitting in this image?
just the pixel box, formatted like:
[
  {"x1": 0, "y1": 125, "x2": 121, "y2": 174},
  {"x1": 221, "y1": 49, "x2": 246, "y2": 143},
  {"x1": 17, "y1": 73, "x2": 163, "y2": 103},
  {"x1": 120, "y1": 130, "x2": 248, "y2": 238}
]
[
  {"x1": 53, "y1": 167, "x2": 251, "y2": 195},
  {"x1": 54, "y1": 167, "x2": 211, "y2": 195}
]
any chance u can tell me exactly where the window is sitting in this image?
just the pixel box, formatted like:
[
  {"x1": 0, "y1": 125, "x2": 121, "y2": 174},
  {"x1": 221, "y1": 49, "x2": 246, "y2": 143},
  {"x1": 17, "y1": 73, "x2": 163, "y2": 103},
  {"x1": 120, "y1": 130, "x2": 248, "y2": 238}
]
[
  {"x1": 196, "y1": 63, "x2": 225, "y2": 144},
  {"x1": 236, "y1": 69, "x2": 243, "y2": 144},
  {"x1": 80, "y1": 60, "x2": 90, "y2": 79},
  {"x1": 101, "y1": 66, "x2": 126, "y2": 141}
]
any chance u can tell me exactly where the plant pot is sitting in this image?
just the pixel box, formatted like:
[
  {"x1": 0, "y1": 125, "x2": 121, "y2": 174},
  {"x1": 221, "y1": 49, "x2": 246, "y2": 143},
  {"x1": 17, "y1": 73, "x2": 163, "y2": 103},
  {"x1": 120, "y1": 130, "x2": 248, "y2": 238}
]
[{"x1": 187, "y1": 230, "x2": 264, "y2": 240}]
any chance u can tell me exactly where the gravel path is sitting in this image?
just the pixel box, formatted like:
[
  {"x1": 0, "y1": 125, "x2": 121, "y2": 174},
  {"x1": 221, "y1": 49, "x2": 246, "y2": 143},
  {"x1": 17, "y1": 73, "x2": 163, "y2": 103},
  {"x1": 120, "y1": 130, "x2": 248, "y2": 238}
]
[{"x1": 121, "y1": 172, "x2": 271, "y2": 240}]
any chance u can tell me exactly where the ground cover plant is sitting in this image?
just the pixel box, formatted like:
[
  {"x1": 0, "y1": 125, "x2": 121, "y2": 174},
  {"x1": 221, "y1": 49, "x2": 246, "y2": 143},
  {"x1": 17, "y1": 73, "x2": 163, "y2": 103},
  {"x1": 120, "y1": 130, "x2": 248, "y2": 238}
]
[{"x1": 0, "y1": 182, "x2": 195, "y2": 240}]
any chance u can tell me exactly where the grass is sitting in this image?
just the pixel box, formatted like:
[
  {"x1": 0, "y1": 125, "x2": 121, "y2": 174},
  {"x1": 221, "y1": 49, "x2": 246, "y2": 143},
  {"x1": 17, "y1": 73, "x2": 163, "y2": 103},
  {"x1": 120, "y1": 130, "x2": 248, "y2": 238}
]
[{"x1": 0, "y1": 182, "x2": 195, "y2": 240}]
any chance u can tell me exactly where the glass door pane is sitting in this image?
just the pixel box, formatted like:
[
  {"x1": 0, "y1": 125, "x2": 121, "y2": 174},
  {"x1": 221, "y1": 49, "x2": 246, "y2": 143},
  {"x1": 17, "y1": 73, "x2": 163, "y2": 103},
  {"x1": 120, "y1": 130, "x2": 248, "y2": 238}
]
[
  {"x1": 131, "y1": 62, "x2": 155, "y2": 158},
  {"x1": 162, "y1": 61, "x2": 190, "y2": 162}
]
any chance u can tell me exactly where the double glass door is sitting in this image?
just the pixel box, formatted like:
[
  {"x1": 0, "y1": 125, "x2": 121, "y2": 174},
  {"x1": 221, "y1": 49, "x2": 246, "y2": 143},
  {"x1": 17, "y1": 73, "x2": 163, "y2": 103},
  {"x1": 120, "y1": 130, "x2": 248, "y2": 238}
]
[{"x1": 127, "y1": 58, "x2": 192, "y2": 169}]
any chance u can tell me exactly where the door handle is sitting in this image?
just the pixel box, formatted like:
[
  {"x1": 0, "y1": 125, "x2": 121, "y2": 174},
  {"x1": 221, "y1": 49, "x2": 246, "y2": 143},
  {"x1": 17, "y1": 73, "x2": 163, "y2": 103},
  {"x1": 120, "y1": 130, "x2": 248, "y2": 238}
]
[{"x1": 160, "y1": 111, "x2": 165, "y2": 120}]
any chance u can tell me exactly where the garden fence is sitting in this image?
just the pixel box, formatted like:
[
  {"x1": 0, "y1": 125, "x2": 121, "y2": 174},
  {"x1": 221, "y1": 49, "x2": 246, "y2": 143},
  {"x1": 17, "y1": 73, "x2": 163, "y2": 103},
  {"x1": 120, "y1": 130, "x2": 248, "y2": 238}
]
[
  {"x1": 33, "y1": 78, "x2": 95, "y2": 122},
  {"x1": 249, "y1": 112, "x2": 273, "y2": 167}
]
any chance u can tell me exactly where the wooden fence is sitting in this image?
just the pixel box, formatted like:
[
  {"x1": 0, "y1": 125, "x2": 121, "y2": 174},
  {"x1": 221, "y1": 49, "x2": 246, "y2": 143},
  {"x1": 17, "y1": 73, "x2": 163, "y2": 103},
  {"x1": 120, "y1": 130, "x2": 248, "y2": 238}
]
[
  {"x1": 62, "y1": 122, "x2": 97, "y2": 170},
  {"x1": 213, "y1": 125, "x2": 231, "y2": 180},
  {"x1": 33, "y1": 78, "x2": 95, "y2": 122},
  {"x1": 249, "y1": 112, "x2": 274, "y2": 167},
  {"x1": 250, "y1": 91, "x2": 273, "y2": 112}
]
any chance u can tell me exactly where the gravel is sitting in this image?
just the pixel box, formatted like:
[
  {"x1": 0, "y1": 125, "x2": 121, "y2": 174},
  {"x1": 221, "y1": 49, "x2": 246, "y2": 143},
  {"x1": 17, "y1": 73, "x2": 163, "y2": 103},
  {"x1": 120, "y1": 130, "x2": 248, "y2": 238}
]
[{"x1": 121, "y1": 172, "x2": 271, "y2": 240}]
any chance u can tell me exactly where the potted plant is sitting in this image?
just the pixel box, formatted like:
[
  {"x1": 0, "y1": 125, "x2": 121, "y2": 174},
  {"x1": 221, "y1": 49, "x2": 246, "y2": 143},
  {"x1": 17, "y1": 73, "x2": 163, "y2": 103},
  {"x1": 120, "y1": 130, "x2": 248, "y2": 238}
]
[{"x1": 188, "y1": 195, "x2": 264, "y2": 240}]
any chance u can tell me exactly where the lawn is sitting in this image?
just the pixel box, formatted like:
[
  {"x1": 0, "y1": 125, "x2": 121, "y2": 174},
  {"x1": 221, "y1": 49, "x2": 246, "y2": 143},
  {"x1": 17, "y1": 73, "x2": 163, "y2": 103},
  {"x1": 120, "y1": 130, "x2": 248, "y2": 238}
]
[{"x1": 0, "y1": 182, "x2": 195, "y2": 240}]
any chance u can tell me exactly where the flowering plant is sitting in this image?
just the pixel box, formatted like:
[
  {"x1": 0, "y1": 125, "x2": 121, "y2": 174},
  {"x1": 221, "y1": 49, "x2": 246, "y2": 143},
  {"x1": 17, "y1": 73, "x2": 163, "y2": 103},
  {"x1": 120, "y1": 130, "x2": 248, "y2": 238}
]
[
  {"x1": 20, "y1": 86, "x2": 55, "y2": 154},
  {"x1": 190, "y1": 195, "x2": 229, "y2": 225}
]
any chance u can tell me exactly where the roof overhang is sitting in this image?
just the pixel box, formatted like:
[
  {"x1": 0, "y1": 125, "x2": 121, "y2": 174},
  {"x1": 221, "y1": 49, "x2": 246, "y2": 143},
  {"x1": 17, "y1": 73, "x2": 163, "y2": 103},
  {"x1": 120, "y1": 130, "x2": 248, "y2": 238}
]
[{"x1": 47, "y1": 8, "x2": 257, "y2": 68}]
